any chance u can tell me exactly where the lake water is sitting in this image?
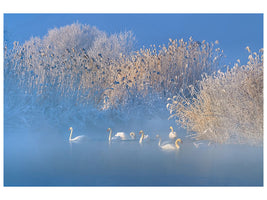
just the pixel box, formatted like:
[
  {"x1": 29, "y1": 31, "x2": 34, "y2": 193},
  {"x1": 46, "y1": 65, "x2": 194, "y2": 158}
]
[{"x1": 4, "y1": 122, "x2": 263, "y2": 186}]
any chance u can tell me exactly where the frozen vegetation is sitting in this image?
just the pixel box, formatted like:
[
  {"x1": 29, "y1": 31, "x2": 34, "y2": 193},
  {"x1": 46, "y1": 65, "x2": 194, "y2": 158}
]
[
  {"x1": 167, "y1": 48, "x2": 263, "y2": 145},
  {"x1": 4, "y1": 22, "x2": 263, "y2": 145}
]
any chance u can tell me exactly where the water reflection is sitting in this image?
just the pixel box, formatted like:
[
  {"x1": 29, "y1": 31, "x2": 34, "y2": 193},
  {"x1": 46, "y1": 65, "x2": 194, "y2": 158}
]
[{"x1": 4, "y1": 128, "x2": 263, "y2": 186}]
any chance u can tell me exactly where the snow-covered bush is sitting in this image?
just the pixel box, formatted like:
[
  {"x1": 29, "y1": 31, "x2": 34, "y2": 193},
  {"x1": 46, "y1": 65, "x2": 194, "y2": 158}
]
[
  {"x1": 4, "y1": 22, "x2": 223, "y2": 131},
  {"x1": 5, "y1": 22, "x2": 221, "y2": 111},
  {"x1": 167, "y1": 48, "x2": 263, "y2": 145}
]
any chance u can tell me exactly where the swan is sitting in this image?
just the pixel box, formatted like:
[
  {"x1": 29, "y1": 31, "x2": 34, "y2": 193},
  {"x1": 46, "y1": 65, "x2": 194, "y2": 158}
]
[
  {"x1": 68, "y1": 127, "x2": 86, "y2": 142},
  {"x1": 156, "y1": 135, "x2": 182, "y2": 150},
  {"x1": 139, "y1": 130, "x2": 149, "y2": 144},
  {"x1": 169, "y1": 126, "x2": 177, "y2": 139},
  {"x1": 107, "y1": 128, "x2": 136, "y2": 142}
]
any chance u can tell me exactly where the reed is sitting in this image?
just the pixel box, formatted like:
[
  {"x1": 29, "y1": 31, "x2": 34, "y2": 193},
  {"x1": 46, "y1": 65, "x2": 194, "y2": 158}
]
[{"x1": 167, "y1": 48, "x2": 263, "y2": 144}]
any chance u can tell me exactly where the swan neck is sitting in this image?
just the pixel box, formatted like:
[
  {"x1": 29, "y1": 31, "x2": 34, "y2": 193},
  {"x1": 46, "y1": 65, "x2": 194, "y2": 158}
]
[
  {"x1": 130, "y1": 132, "x2": 136, "y2": 139},
  {"x1": 158, "y1": 137, "x2": 161, "y2": 146},
  {"x1": 170, "y1": 126, "x2": 173, "y2": 133},
  {"x1": 109, "y1": 129, "x2": 112, "y2": 141},
  {"x1": 139, "y1": 132, "x2": 144, "y2": 143},
  {"x1": 69, "y1": 129, "x2": 73, "y2": 140},
  {"x1": 175, "y1": 139, "x2": 180, "y2": 149}
]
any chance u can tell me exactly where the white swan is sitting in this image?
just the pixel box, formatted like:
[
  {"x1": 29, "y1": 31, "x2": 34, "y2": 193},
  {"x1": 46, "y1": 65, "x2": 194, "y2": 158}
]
[
  {"x1": 68, "y1": 127, "x2": 86, "y2": 142},
  {"x1": 139, "y1": 130, "x2": 149, "y2": 144},
  {"x1": 107, "y1": 128, "x2": 136, "y2": 142},
  {"x1": 169, "y1": 126, "x2": 177, "y2": 139},
  {"x1": 156, "y1": 135, "x2": 182, "y2": 150}
]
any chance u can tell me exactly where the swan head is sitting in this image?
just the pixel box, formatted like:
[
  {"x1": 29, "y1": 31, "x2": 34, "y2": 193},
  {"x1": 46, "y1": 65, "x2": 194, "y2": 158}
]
[
  {"x1": 170, "y1": 126, "x2": 173, "y2": 130},
  {"x1": 139, "y1": 130, "x2": 144, "y2": 135},
  {"x1": 107, "y1": 128, "x2": 111, "y2": 132},
  {"x1": 176, "y1": 138, "x2": 182, "y2": 143},
  {"x1": 130, "y1": 132, "x2": 136, "y2": 138},
  {"x1": 156, "y1": 134, "x2": 160, "y2": 138},
  {"x1": 69, "y1": 127, "x2": 73, "y2": 131}
]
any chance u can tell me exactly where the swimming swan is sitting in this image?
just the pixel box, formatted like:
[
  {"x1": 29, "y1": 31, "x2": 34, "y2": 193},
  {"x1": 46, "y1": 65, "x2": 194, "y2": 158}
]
[
  {"x1": 139, "y1": 130, "x2": 149, "y2": 144},
  {"x1": 68, "y1": 127, "x2": 86, "y2": 142},
  {"x1": 156, "y1": 135, "x2": 182, "y2": 150},
  {"x1": 169, "y1": 126, "x2": 177, "y2": 139}
]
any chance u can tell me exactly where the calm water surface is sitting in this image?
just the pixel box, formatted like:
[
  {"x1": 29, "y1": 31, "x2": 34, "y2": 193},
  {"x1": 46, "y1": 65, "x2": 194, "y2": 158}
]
[{"x1": 4, "y1": 126, "x2": 263, "y2": 186}]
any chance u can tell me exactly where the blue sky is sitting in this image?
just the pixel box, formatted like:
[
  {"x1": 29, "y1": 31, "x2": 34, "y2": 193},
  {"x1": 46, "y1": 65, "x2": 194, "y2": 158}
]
[{"x1": 4, "y1": 14, "x2": 263, "y2": 65}]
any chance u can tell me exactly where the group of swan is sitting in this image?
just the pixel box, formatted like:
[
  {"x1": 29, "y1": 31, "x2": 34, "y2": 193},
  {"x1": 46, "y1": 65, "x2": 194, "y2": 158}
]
[
  {"x1": 107, "y1": 128, "x2": 149, "y2": 144},
  {"x1": 68, "y1": 126, "x2": 183, "y2": 150},
  {"x1": 107, "y1": 128, "x2": 136, "y2": 141},
  {"x1": 107, "y1": 126, "x2": 182, "y2": 150}
]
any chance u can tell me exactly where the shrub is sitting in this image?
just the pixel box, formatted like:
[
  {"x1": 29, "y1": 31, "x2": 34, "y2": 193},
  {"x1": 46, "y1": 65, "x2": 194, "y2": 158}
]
[{"x1": 167, "y1": 48, "x2": 263, "y2": 145}]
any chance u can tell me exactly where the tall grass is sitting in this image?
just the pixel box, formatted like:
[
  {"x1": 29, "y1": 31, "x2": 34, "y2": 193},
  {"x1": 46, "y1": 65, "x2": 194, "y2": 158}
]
[
  {"x1": 4, "y1": 23, "x2": 222, "y2": 113},
  {"x1": 167, "y1": 48, "x2": 263, "y2": 145}
]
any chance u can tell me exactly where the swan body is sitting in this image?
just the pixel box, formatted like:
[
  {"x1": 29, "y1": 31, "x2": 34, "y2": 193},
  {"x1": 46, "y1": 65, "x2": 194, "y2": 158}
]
[
  {"x1": 156, "y1": 135, "x2": 182, "y2": 150},
  {"x1": 112, "y1": 132, "x2": 127, "y2": 140},
  {"x1": 68, "y1": 127, "x2": 86, "y2": 142},
  {"x1": 169, "y1": 126, "x2": 177, "y2": 139},
  {"x1": 139, "y1": 130, "x2": 149, "y2": 143}
]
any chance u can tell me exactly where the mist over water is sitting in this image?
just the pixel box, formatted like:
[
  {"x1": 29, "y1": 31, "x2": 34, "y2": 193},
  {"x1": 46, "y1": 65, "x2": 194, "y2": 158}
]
[{"x1": 4, "y1": 106, "x2": 263, "y2": 186}]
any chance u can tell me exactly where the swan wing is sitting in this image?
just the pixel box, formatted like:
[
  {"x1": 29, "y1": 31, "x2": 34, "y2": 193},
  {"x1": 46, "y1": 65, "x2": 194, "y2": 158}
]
[
  {"x1": 144, "y1": 135, "x2": 149, "y2": 140},
  {"x1": 161, "y1": 140, "x2": 172, "y2": 146},
  {"x1": 161, "y1": 144, "x2": 176, "y2": 150},
  {"x1": 70, "y1": 135, "x2": 86, "y2": 142}
]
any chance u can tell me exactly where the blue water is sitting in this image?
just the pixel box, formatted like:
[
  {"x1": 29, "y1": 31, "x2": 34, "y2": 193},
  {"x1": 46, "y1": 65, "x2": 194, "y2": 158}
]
[{"x1": 4, "y1": 122, "x2": 263, "y2": 186}]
